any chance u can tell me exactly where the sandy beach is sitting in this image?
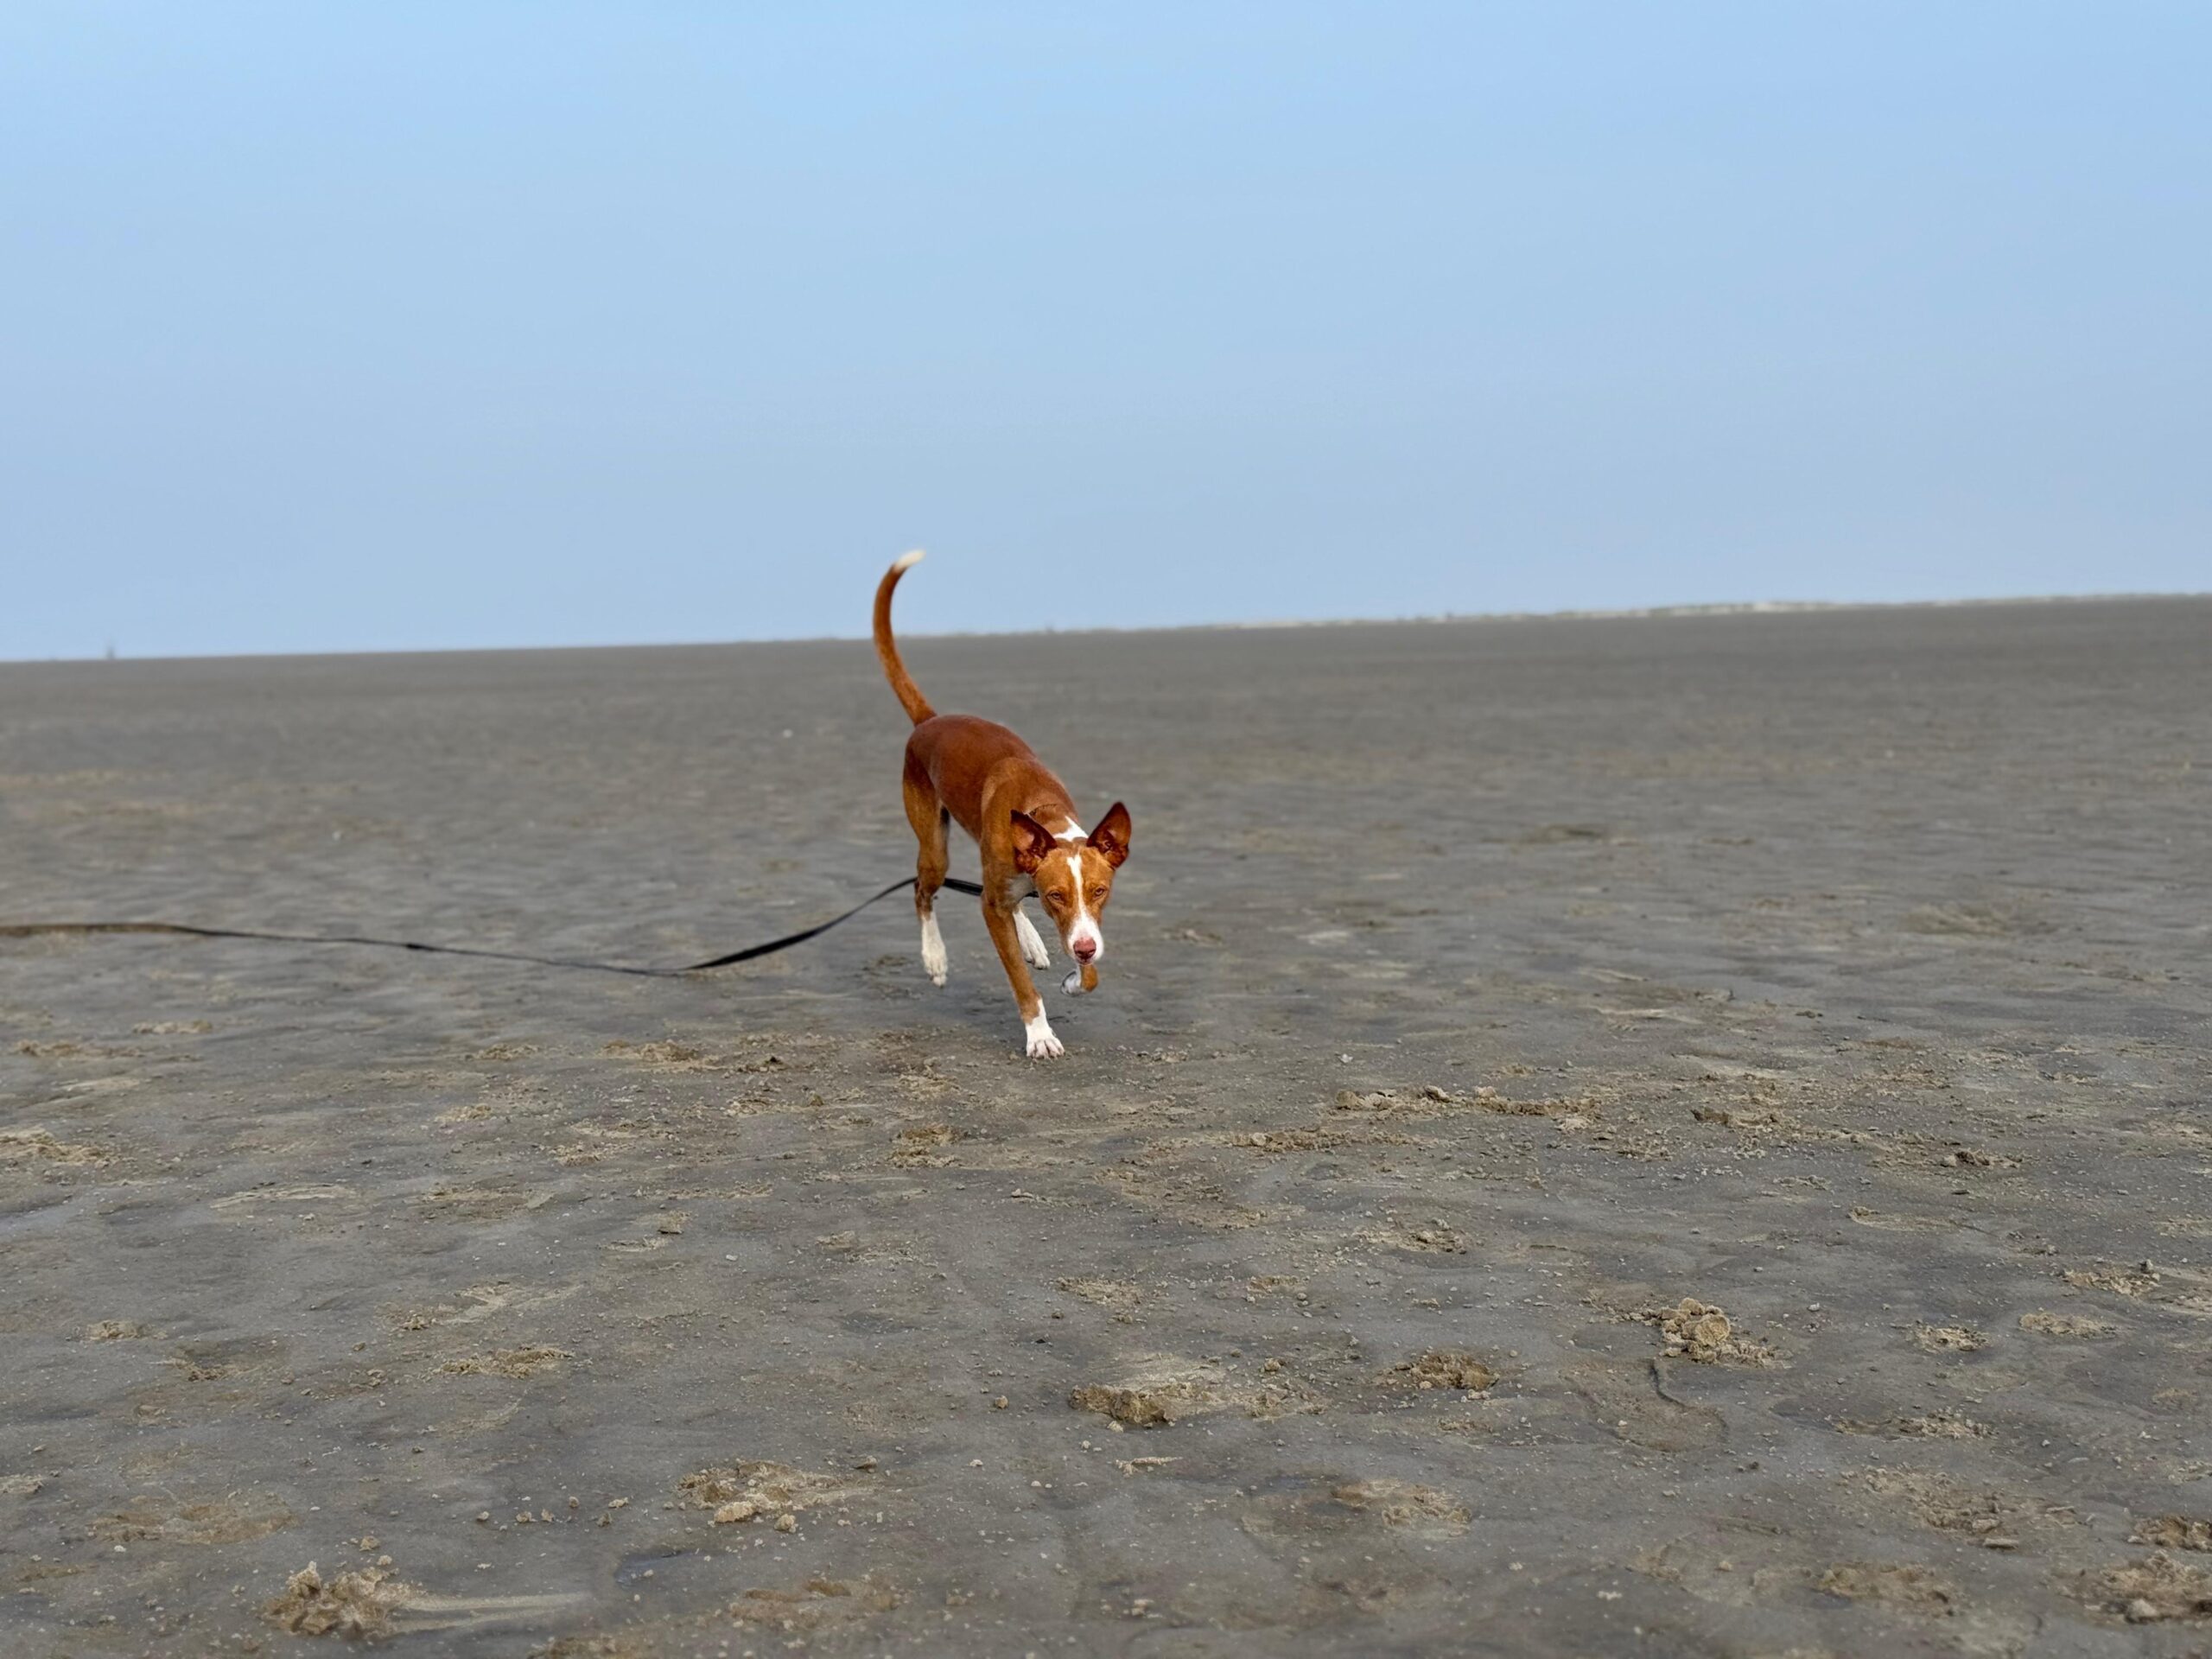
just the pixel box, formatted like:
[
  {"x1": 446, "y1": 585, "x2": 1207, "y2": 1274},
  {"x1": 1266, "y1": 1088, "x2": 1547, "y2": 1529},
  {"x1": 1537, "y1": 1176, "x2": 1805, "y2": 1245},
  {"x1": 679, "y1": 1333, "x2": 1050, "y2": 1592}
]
[{"x1": 4, "y1": 596, "x2": 2210, "y2": 1657}]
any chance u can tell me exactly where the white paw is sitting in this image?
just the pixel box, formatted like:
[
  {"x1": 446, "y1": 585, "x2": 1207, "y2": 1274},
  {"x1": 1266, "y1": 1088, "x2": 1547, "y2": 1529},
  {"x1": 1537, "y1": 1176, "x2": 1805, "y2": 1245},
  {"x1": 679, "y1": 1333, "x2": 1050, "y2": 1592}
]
[
  {"x1": 1060, "y1": 969, "x2": 1084, "y2": 996},
  {"x1": 1014, "y1": 910, "x2": 1052, "y2": 969},
  {"x1": 1023, "y1": 1013, "x2": 1065, "y2": 1059},
  {"x1": 920, "y1": 914, "x2": 948, "y2": 986}
]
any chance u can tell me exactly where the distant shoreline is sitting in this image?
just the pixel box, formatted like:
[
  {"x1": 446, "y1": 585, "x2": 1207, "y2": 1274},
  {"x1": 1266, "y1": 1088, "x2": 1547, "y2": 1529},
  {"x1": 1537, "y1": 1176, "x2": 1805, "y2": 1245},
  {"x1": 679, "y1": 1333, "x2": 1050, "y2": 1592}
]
[
  {"x1": 4, "y1": 588, "x2": 2205, "y2": 667},
  {"x1": 961, "y1": 589, "x2": 2212, "y2": 639}
]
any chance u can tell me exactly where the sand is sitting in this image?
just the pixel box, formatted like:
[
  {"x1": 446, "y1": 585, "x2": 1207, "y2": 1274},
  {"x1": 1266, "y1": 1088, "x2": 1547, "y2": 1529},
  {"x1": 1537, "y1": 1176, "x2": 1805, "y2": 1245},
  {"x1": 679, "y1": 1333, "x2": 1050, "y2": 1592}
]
[{"x1": 3, "y1": 596, "x2": 2209, "y2": 1655}]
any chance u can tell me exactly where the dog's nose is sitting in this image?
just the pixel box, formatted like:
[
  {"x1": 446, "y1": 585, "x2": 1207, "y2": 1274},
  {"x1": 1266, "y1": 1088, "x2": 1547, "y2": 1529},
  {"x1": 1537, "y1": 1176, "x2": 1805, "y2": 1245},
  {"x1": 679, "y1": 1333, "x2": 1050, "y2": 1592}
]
[{"x1": 1073, "y1": 938, "x2": 1098, "y2": 962}]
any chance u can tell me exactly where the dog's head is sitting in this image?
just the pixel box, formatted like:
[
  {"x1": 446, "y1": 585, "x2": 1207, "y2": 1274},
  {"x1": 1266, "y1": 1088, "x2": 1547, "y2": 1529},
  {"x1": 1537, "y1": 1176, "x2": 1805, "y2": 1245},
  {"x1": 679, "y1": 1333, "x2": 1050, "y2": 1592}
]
[{"x1": 1010, "y1": 803, "x2": 1131, "y2": 967}]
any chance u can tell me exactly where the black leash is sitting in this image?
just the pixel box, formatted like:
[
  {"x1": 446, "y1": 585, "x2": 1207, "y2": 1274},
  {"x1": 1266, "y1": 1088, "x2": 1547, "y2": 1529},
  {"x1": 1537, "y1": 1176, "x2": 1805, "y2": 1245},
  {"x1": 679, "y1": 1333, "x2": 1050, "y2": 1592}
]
[{"x1": 0, "y1": 876, "x2": 985, "y2": 981}]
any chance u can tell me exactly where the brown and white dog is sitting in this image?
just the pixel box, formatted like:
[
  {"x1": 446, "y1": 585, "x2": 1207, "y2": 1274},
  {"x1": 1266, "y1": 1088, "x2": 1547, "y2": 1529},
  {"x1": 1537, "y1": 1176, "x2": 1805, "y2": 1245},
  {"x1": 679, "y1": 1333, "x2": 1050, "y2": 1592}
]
[{"x1": 873, "y1": 551, "x2": 1132, "y2": 1058}]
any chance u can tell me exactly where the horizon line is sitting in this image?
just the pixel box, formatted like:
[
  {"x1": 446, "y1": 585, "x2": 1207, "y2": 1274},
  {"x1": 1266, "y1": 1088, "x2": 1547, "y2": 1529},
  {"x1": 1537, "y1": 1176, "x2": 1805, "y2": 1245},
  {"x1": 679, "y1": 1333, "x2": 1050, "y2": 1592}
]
[{"x1": 4, "y1": 588, "x2": 2206, "y2": 668}]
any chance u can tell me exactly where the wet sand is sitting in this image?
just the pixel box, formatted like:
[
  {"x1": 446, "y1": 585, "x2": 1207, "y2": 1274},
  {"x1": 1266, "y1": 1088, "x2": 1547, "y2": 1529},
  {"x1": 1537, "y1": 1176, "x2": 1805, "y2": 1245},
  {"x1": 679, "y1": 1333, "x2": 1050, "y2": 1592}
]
[{"x1": 3, "y1": 597, "x2": 2209, "y2": 1657}]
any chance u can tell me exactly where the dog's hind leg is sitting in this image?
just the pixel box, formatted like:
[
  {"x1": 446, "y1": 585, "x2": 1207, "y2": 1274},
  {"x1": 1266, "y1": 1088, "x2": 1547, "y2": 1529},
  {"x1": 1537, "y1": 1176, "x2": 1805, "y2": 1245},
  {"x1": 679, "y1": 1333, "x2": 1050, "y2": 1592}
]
[{"x1": 904, "y1": 770, "x2": 950, "y2": 987}]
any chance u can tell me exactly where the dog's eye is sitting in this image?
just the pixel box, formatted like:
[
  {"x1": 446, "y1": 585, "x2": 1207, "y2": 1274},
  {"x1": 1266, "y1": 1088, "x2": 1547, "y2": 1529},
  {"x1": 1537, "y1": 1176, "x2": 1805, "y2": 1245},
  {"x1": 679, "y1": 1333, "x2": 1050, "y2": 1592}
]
[
  {"x1": 1087, "y1": 888, "x2": 1106, "y2": 904},
  {"x1": 1047, "y1": 891, "x2": 1068, "y2": 907}
]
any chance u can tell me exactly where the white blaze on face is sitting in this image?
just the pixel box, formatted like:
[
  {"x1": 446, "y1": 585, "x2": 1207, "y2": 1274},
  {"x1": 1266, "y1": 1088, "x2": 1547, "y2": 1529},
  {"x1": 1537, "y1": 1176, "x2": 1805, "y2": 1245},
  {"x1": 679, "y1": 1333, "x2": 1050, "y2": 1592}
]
[{"x1": 1060, "y1": 846, "x2": 1103, "y2": 963}]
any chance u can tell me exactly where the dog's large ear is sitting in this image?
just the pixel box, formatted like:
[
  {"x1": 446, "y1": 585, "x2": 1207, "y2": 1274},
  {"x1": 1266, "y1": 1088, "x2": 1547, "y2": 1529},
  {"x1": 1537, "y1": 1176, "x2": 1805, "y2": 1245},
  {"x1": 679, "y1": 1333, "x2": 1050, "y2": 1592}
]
[
  {"x1": 1010, "y1": 810, "x2": 1056, "y2": 874},
  {"x1": 1088, "y1": 802, "x2": 1132, "y2": 868}
]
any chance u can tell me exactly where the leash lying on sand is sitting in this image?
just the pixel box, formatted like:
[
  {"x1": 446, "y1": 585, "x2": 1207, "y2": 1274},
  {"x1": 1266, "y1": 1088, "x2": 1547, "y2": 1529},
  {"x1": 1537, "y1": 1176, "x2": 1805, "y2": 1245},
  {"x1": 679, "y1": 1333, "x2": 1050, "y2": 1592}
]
[{"x1": 0, "y1": 876, "x2": 984, "y2": 981}]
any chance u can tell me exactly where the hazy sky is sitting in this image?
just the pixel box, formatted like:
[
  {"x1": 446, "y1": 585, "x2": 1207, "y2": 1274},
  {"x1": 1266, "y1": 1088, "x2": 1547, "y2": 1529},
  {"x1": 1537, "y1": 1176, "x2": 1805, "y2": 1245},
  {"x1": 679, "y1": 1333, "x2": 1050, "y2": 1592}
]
[{"x1": 3, "y1": 3, "x2": 2205, "y2": 659}]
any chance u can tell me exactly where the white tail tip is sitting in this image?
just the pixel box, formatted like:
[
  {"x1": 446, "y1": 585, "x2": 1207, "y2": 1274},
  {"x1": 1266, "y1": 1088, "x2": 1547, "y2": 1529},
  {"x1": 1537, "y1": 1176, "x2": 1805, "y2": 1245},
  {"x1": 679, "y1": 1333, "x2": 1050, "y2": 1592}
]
[{"x1": 891, "y1": 549, "x2": 925, "y2": 574}]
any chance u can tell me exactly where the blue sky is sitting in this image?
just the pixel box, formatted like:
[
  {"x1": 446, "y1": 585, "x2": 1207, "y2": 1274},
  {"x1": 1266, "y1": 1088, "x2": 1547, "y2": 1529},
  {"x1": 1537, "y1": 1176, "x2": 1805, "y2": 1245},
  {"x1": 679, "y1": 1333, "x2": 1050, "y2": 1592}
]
[{"x1": 3, "y1": 3, "x2": 2205, "y2": 658}]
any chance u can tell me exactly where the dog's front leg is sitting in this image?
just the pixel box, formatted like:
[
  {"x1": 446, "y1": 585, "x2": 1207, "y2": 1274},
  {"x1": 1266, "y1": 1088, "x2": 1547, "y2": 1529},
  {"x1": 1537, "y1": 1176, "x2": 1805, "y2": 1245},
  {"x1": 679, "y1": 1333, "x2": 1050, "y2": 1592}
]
[
  {"x1": 983, "y1": 895, "x2": 1061, "y2": 1058},
  {"x1": 1013, "y1": 904, "x2": 1052, "y2": 969}
]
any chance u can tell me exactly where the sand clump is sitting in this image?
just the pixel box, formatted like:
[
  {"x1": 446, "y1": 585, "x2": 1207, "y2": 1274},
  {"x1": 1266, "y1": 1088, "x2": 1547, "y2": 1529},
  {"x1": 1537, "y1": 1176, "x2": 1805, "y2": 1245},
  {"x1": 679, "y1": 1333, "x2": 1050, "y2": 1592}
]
[
  {"x1": 599, "y1": 1039, "x2": 725, "y2": 1071},
  {"x1": 1856, "y1": 1469, "x2": 2056, "y2": 1543},
  {"x1": 1332, "y1": 1086, "x2": 1441, "y2": 1115},
  {"x1": 2063, "y1": 1265, "x2": 2161, "y2": 1298},
  {"x1": 1848, "y1": 1207, "x2": 1953, "y2": 1234},
  {"x1": 679, "y1": 1459, "x2": 868, "y2": 1526},
  {"x1": 1387, "y1": 1351, "x2": 1497, "y2": 1393},
  {"x1": 438, "y1": 1345, "x2": 574, "y2": 1378},
  {"x1": 1815, "y1": 1561, "x2": 1956, "y2": 1615},
  {"x1": 530, "y1": 1639, "x2": 647, "y2": 1659},
  {"x1": 1643, "y1": 1299, "x2": 1777, "y2": 1366},
  {"x1": 1331, "y1": 1478, "x2": 1470, "y2": 1535},
  {"x1": 2020, "y1": 1310, "x2": 2118, "y2": 1339},
  {"x1": 2133, "y1": 1516, "x2": 2212, "y2": 1552},
  {"x1": 1910, "y1": 1323, "x2": 1986, "y2": 1353},
  {"x1": 266, "y1": 1561, "x2": 419, "y2": 1639},
  {"x1": 1068, "y1": 1384, "x2": 1177, "y2": 1427},
  {"x1": 11, "y1": 1039, "x2": 86, "y2": 1058},
  {"x1": 726, "y1": 1576, "x2": 899, "y2": 1632},
  {"x1": 1334, "y1": 1084, "x2": 1594, "y2": 1122},
  {"x1": 1358, "y1": 1218, "x2": 1468, "y2": 1255},
  {"x1": 1689, "y1": 1103, "x2": 1788, "y2": 1133},
  {"x1": 0, "y1": 1128, "x2": 106, "y2": 1167},
  {"x1": 92, "y1": 1491, "x2": 293, "y2": 1545},
  {"x1": 890, "y1": 1122, "x2": 958, "y2": 1166},
  {"x1": 1069, "y1": 1356, "x2": 1320, "y2": 1428},
  {"x1": 393, "y1": 1281, "x2": 581, "y2": 1333},
  {"x1": 1057, "y1": 1278, "x2": 1142, "y2": 1319},
  {"x1": 2077, "y1": 1554, "x2": 2212, "y2": 1623},
  {"x1": 1245, "y1": 1375, "x2": 1326, "y2": 1420},
  {"x1": 82, "y1": 1319, "x2": 156, "y2": 1342},
  {"x1": 1231, "y1": 1125, "x2": 1413, "y2": 1154},
  {"x1": 1839, "y1": 1410, "x2": 1987, "y2": 1440}
]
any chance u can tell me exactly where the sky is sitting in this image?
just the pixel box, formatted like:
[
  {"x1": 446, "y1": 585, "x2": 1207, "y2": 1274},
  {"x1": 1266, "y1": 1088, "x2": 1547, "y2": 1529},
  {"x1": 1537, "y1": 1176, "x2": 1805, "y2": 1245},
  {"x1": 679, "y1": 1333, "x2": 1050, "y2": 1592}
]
[{"x1": 3, "y1": 3, "x2": 2206, "y2": 659}]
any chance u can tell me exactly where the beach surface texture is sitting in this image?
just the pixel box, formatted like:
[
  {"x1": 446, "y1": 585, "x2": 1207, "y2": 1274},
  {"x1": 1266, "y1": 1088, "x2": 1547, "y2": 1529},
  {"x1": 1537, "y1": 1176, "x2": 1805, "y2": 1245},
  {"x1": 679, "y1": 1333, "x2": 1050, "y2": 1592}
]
[{"x1": 3, "y1": 597, "x2": 2209, "y2": 1655}]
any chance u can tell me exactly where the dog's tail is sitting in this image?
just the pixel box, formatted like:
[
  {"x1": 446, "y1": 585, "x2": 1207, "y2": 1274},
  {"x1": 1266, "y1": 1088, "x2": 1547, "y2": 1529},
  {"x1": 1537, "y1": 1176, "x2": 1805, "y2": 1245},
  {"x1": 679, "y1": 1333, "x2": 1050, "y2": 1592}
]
[{"x1": 873, "y1": 550, "x2": 936, "y2": 725}]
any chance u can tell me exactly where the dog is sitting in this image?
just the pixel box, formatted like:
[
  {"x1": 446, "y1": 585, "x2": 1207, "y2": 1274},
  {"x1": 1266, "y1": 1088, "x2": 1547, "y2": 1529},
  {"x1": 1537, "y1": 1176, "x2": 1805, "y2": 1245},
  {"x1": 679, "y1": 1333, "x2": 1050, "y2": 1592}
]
[{"x1": 873, "y1": 551, "x2": 1132, "y2": 1058}]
